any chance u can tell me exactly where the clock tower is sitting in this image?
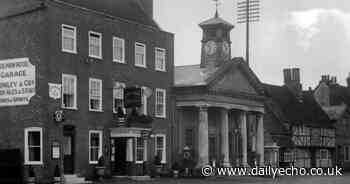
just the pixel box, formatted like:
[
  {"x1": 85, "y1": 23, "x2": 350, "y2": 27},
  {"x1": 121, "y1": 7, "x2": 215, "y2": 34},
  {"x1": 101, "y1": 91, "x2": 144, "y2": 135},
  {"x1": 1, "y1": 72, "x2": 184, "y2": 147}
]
[{"x1": 199, "y1": 11, "x2": 234, "y2": 69}]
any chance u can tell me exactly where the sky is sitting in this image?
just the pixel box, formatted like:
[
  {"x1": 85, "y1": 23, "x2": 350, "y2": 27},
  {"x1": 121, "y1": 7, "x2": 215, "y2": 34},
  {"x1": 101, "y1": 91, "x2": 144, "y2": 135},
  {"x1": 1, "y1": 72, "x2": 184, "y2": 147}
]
[{"x1": 154, "y1": 0, "x2": 350, "y2": 88}]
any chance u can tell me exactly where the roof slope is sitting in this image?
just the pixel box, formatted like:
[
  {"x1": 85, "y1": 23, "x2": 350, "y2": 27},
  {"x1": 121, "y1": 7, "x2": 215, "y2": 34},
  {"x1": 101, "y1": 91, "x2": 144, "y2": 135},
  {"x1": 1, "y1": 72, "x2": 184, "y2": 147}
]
[
  {"x1": 58, "y1": 0, "x2": 159, "y2": 29},
  {"x1": 0, "y1": 0, "x2": 44, "y2": 19},
  {"x1": 264, "y1": 83, "x2": 333, "y2": 128},
  {"x1": 174, "y1": 58, "x2": 263, "y2": 92},
  {"x1": 329, "y1": 84, "x2": 350, "y2": 106}
]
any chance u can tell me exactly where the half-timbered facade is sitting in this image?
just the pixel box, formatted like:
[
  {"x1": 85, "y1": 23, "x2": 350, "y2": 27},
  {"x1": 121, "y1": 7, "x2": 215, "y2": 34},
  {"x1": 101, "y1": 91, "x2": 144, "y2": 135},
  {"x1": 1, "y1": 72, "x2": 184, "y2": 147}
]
[
  {"x1": 264, "y1": 69, "x2": 335, "y2": 168},
  {"x1": 314, "y1": 74, "x2": 350, "y2": 170}
]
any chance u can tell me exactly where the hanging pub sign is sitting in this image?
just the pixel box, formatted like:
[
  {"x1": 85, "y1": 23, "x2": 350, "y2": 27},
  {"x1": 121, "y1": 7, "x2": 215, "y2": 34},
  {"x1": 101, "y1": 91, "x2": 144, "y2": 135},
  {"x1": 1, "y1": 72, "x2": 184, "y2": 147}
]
[
  {"x1": 124, "y1": 87, "x2": 142, "y2": 108},
  {"x1": 54, "y1": 110, "x2": 64, "y2": 123},
  {"x1": 49, "y1": 83, "x2": 61, "y2": 100},
  {"x1": 0, "y1": 58, "x2": 36, "y2": 107}
]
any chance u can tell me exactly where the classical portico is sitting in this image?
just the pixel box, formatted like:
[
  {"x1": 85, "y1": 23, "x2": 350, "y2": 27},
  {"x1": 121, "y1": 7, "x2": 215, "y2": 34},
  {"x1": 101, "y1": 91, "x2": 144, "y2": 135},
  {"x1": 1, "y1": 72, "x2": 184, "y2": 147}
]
[
  {"x1": 176, "y1": 99, "x2": 264, "y2": 168},
  {"x1": 173, "y1": 11, "x2": 265, "y2": 168}
]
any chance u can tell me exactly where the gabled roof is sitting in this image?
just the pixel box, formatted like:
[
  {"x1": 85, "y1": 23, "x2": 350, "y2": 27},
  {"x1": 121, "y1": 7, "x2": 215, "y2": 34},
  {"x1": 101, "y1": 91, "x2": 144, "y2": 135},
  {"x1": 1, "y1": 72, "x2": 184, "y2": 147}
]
[
  {"x1": 264, "y1": 83, "x2": 333, "y2": 128},
  {"x1": 0, "y1": 0, "x2": 45, "y2": 20},
  {"x1": 57, "y1": 0, "x2": 160, "y2": 29},
  {"x1": 174, "y1": 57, "x2": 264, "y2": 93}
]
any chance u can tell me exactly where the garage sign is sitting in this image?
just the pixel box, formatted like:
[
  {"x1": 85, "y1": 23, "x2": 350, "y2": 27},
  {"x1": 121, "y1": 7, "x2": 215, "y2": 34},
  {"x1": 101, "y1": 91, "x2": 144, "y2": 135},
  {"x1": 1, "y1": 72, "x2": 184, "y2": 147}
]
[{"x1": 0, "y1": 58, "x2": 36, "y2": 107}]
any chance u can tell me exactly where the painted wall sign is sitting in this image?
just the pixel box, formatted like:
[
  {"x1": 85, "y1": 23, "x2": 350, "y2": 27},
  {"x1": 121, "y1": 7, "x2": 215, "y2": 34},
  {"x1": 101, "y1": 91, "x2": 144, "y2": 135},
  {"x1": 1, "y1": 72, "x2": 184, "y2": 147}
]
[
  {"x1": 0, "y1": 58, "x2": 35, "y2": 107},
  {"x1": 49, "y1": 83, "x2": 61, "y2": 99}
]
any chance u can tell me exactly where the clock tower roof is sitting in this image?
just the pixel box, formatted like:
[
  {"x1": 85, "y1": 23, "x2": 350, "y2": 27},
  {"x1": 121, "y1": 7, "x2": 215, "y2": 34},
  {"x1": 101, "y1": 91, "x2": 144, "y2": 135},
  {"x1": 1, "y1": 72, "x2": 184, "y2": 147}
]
[{"x1": 199, "y1": 13, "x2": 234, "y2": 30}]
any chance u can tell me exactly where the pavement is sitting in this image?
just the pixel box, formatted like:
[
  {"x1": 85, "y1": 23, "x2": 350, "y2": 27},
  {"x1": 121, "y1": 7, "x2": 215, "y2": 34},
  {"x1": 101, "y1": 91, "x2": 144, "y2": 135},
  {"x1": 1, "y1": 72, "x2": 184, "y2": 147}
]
[{"x1": 91, "y1": 173, "x2": 350, "y2": 184}]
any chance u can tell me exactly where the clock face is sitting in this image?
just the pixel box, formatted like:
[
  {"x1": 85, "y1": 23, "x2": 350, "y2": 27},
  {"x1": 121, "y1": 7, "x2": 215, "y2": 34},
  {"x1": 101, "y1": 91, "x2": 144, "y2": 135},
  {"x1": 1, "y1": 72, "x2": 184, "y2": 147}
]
[
  {"x1": 204, "y1": 41, "x2": 217, "y2": 55},
  {"x1": 222, "y1": 41, "x2": 230, "y2": 56}
]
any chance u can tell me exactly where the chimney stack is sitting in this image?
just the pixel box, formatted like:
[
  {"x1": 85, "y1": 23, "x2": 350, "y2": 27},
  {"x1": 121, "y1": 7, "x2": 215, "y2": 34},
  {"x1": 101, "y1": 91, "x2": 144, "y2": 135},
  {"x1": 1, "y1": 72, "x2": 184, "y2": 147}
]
[
  {"x1": 283, "y1": 68, "x2": 302, "y2": 100},
  {"x1": 347, "y1": 72, "x2": 350, "y2": 87},
  {"x1": 138, "y1": 0, "x2": 153, "y2": 18}
]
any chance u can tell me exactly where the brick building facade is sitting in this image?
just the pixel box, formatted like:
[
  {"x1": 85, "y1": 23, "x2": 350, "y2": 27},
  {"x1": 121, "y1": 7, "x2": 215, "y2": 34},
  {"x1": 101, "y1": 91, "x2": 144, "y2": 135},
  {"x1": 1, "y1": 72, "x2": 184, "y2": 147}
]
[{"x1": 0, "y1": 0, "x2": 174, "y2": 182}]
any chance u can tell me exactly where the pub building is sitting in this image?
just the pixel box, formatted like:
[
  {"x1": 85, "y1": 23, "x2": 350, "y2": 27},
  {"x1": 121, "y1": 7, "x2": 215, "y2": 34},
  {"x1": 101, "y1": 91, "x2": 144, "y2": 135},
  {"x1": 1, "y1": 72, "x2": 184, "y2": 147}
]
[
  {"x1": 0, "y1": 0, "x2": 174, "y2": 182},
  {"x1": 173, "y1": 11, "x2": 266, "y2": 168}
]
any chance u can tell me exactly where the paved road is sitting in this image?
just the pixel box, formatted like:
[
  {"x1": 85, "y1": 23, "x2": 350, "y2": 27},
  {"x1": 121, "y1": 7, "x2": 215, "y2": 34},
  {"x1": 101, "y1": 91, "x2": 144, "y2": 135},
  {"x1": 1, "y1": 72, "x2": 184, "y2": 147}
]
[{"x1": 95, "y1": 173, "x2": 350, "y2": 184}]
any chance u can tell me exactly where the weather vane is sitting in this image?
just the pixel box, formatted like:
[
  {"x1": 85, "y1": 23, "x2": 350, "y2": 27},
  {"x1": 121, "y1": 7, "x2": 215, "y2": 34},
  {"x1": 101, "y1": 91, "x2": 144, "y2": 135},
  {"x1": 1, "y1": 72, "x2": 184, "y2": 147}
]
[{"x1": 213, "y1": 0, "x2": 221, "y2": 17}]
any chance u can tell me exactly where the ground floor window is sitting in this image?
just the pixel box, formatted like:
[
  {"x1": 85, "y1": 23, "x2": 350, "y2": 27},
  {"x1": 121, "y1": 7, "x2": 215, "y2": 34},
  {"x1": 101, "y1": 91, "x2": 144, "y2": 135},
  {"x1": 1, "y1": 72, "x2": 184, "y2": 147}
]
[
  {"x1": 135, "y1": 137, "x2": 146, "y2": 163},
  {"x1": 24, "y1": 127, "x2": 43, "y2": 165},
  {"x1": 89, "y1": 130, "x2": 103, "y2": 164},
  {"x1": 295, "y1": 149, "x2": 311, "y2": 168},
  {"x1": 155, "y1": 134, "x2": 166, "y2": 163}
]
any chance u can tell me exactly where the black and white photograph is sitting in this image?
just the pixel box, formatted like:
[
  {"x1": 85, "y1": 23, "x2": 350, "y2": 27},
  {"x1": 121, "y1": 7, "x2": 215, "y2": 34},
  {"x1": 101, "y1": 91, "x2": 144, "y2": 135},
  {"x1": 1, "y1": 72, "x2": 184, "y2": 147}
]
[{"x1": 0, "y1": 0, "x2": 349, "y2": 183}]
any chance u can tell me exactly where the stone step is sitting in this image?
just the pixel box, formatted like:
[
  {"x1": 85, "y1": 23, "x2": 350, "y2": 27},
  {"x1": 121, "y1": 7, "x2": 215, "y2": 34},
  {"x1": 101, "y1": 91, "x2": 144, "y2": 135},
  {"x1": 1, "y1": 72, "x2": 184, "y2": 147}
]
[{"x1": 64, "y1": 174, "x2": 91, "y2": 184}]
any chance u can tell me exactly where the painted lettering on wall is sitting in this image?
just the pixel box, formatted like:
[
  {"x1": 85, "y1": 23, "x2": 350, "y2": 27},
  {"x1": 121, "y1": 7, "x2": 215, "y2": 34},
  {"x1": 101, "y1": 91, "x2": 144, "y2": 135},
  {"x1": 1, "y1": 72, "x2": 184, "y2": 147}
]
[{"x1": 0, "y1": 58, "x2": 36, "y2": 106}]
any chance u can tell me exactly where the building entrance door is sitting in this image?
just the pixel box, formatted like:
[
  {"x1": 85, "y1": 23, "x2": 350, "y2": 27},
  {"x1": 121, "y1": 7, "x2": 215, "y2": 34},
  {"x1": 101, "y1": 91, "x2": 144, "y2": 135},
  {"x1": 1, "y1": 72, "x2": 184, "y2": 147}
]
[
  {"x1": 114, "y1": 138, "x2": 127, "y2": 175},
  {"x1": 63, "y1": 126, "x2": 75, "y2": 174}
]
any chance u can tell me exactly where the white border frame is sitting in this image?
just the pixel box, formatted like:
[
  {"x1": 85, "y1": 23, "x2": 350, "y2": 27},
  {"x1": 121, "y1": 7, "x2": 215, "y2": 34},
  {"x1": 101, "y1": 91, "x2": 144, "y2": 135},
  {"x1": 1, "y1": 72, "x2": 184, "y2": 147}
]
[
  {"x1": 89, "y1": 78, "x2": 103, "y2": 112},
  {"x1": 113, "y1": 37, "x2": 125, "y2": 63},
  {"x1": 88, "y1": 31, "x2": 103, "y2": 59},
  {"x1": 62, "y1": 74, "x2": 77, "y2": 110},
  {"x1": 24, "y1": 127, "x2": 43, "y2": 165},
  {"x1": 155, "y1": 47, "x2": 166, "y2": 72},
  {"x1": 89, "y1": 130, "x2": 103, "y2": 164},
  {"x1": 154, "y1": 134, "x2": 166, "y2": 164},
  {"x1": 61, "y1": 24, "x2": 77, "y2": 54},
  {"x1": 155, "y1": 88, "x2": 166, "y2": 118},
  {"x1": 134, "y1": 42, "x2": 146, "y2": 68}
]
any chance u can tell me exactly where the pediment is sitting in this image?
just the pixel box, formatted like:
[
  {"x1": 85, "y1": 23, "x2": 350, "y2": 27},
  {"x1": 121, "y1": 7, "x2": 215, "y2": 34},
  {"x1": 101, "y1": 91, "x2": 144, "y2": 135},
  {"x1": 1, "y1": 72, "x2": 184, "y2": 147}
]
[{"x1": 209, "y1": 67, "x2": 258, "y2": 95}]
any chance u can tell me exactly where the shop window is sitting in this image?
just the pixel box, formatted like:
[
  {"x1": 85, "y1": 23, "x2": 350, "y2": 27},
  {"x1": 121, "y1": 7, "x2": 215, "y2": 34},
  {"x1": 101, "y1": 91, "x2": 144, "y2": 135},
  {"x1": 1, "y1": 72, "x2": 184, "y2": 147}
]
[
  {"x1": 89, "y1": 131, "x2": 102, "y2": 164},
  {"x1": 135, "y1": 137, "x2": 146, "y2": 163},
  {"x1": 24, "y1": 127, "x2": 43, "y2": 165}
]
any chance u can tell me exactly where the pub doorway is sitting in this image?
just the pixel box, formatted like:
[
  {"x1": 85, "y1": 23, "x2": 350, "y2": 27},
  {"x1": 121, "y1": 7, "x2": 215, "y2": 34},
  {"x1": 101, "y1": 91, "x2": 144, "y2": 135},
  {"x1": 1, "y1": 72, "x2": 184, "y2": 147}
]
[
  {"x1": 112, "y1": 138, "x2": 127, "y2": 175},
  {"x1": 63, "y1": 125, "x2": 75, "y2": 174}
]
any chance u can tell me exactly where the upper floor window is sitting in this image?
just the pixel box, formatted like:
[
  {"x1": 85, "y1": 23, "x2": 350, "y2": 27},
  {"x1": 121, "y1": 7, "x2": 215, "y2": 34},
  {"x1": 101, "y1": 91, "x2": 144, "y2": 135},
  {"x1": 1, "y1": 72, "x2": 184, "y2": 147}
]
[
  {"x1": 155, "y1": 48, "x2": 166, "y2": 71},
  {"x1": 89, "y1": 78, "x2": 102, "y2": 111},
  {"x1": 155, "y1": 134, "x2": 166, "y2": 163},
  {"x1": 135, "y1": 42, "x2": 146, "y2": 67},
  {"x1": 89, "y1": 130, "x2": 103, "y2": 164},
  {"x1": 62, "y1": 24, "x2": 77, "y2": 53},
  {"x1": 24, "y1": 127, "x2": 43, "y2": 165},
  {"x1": 89, "y1": 31, "x2": 102, "y2": 59},
  {"x1": 139, "y1": 86, "x2": 148, "y2": 115},
  {"x1": 113, "y1": 82, "x2": 125, "y2": 113},
  {"x1": 62, "y1": 74, "x2": 77, "y2": 109},
  {"x1": 155, "y1": 89, "x2": 166, "y2": 118},
  {"x1": 113, "y1": 37, "x2": 125, "y2": 63}
]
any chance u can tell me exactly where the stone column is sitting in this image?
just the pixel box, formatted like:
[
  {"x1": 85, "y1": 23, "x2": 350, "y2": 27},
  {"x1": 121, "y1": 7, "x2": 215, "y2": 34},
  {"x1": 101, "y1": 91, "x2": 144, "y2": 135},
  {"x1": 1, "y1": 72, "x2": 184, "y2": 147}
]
[
  {"x1": 240, "y1": 111, "x2": 248, "y2": 167},
  {"x1": 257, "y1": 113, "x2": 265, "y2": 166},
  {"x1": 221, "y1": 108, "x2": 231, "y2": 167},
  {"x1": 196, "y1": 106, "x2": 209, "y2": 168}
]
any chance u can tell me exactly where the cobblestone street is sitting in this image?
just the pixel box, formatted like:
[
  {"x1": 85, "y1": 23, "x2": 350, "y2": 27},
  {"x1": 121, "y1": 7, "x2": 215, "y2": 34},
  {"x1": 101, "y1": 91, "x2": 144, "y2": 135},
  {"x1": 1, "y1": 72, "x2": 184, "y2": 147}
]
[{"x1": 95, "y1": 173, "x2": 350, "y2": 184}]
